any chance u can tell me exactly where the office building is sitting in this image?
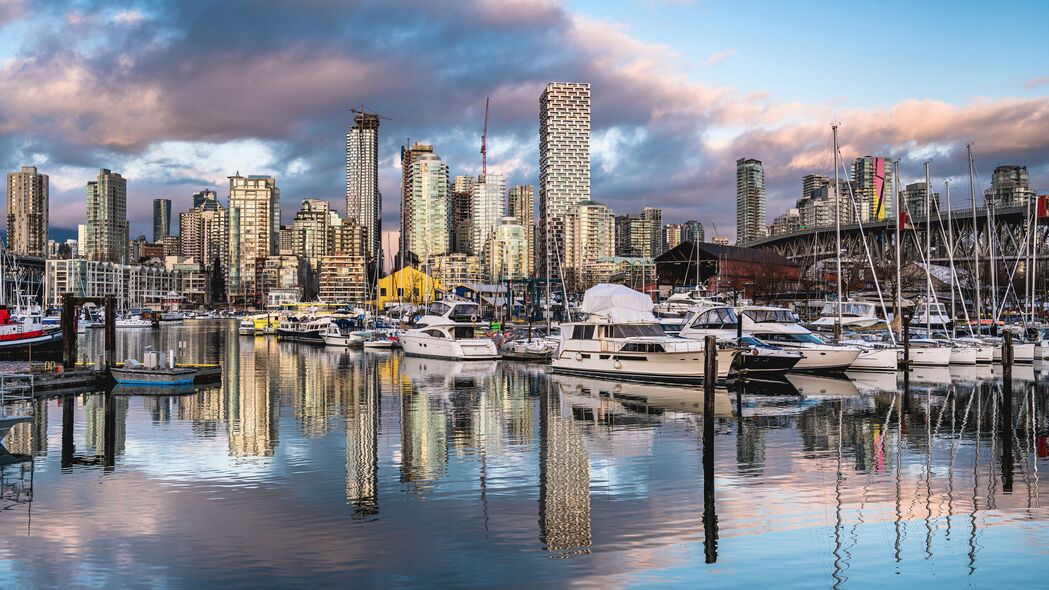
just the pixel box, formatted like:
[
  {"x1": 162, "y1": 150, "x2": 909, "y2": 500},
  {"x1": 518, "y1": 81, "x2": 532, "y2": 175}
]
[
  {"x1": 153, "y1": 198, "x2": 172, "y2": 242},
  {"x1": 5, "y1": 166, "x2": 48, "y2": 257},
  {"x1": 227, "y1": 174, "x2": 280, "y2": 305},
  {"x1": 507, "y1": 185, "x2": 535, "y2": 275},
  {"x1": 346, "y1": 112, "x2": 382, "y2": 265},
  {"x1": 735, "y1": 158, "x2": 766, "y2": 245},
  {"x1": 539, "y1": 82, "x2": 590, "y2": 279},
  {"x1": 85, "y1": 168, "x2": 129, "y2": 264}
]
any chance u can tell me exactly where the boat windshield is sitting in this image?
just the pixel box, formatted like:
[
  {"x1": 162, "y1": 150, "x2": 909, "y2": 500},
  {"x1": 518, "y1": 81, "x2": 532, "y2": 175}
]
[
  {"x1": 819, "y1": 302, "x2": 875, "y2": 317},
  {"x1": 610, "y1": 324, "x2": 666, "y2": 338},
  {"x1": 738, "y1": 335, "x2": 781, "y2": 350},
  {"x1": 688, "y1": 307, "x2": 738, "y2": 329},
  {"x1": 427, "y1": 302, "x2": 452, "y2": 316},
  {"x1": 743, "y1": 309, "x2": 799, "y2": 324},
  {"x1": 761, "y1": 332, "x2": 826, "y2": 345}
]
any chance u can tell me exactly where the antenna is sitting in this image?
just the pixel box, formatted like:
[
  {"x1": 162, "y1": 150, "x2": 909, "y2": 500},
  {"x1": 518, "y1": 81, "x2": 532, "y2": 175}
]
[{"x1": 481, "y1": 97, "x2": 490, "y2": 177}]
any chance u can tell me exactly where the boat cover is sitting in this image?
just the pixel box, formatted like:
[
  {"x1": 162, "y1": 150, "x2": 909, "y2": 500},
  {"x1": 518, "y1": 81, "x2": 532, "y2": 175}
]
[{"x1": 578, "y1": 284, "x2": 655, "y2": 323}]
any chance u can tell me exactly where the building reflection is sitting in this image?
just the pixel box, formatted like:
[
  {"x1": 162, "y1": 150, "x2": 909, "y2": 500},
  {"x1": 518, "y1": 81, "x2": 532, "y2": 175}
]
[
  {"x1": 346, "y1": 353, "x2": 380, "y2": 516},
  {"x1": 538, "y1": 383, "x2": 592, "y2": 556},
  {"x1": 4, "y1": 399, "x2": 48, "y2": 457},
  {"x1": 398, "y1": 358, "x2": 452, "y2": 489},
  {"x1": 226, "y1": 335, "x2": 278, "y2": 457}
]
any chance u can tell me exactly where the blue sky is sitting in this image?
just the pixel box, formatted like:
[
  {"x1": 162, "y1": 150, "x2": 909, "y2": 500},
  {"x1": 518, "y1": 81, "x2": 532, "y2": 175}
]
[{"x1": 0, "y1": 0, "x2": 1046, "y2": 249}]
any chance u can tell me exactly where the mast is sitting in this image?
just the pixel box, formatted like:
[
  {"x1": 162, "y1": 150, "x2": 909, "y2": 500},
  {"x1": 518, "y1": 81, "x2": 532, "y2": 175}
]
[
  {"x1": 832, "y1": 124, "x2": 843, "y2": 331},
  {"x1": 925, "y1": 162, "x2": 933, "y2": 335},
  {"x1": 895, "y1": 160, "x2": 903, "y2": 340},
  {"x1": 1034, "y1": 195, "x2": 1040, "y2": 325},
  {"x1": 946, "y1": 180, "x2": 955, "y2": 323},
  {"x1": 968, "y1": 143, "x2": 981, "y2": 329}
]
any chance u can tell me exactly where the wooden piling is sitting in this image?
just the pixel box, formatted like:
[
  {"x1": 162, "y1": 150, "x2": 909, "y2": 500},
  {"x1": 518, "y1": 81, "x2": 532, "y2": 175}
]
[
  {"x1": 104, "y1": 295, "x2": 116, "y2": 368},
  {"x1": 702, "y1": 335, "x2": 718, "y2": 563},
  {"x1": 61, "y1": 293, "x2": 77, "y2": 369},
  {"x1": 1002, "y1": 331, "x2": 1014, "y2": 492}
]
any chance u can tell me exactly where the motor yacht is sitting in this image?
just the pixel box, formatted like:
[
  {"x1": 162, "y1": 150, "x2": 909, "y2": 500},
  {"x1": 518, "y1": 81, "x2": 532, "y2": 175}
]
[
  {"x1": 115, "y1": 315, "x2": 153, "y2": 329},
  {"x1": 238, "y1": 319, "x2": 255, "y2": 335},
  {"x1": 399, "y1": 301, "x2": 500, "y2": 360},
  {"x1": 730, "y1": 336, "x2": 803, "y2": 374},
  {"x1": 733, "y1": 306, "x2": 861, "y2": 372},
  {"x1": 277, "y1": 316, "x2": 330, "y2": 344},
  {"x1": 552, "y1": 285, "x2": 739, "y2": 383},
  {"x1": 809, "y1": 300, "x2": 889, "y2": 331}
]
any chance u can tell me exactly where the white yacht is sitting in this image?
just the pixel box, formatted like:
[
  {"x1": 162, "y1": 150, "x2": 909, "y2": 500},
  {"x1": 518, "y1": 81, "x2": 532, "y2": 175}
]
[
  {"x1": 903, "y1": 339, "x2": 953, "y2": 366},
  {"x1": 552, "y1": 285, "x2": 738, "y2": 383},
  {"x1": 399, "y1": 301, "x2": 500, "y2": 360},
  {"x1": 322, "y1": 319, "x2": 367, "y2": 348},
  {"x1": 733, "y1": 306, "x2": 861, "y2": 372},
  {"x1": 238, "y1": 319, "x2": 255, "y2": 335},
  {"x1": 115, "y1": 315, "x2": 153, "y2": 329},
  {"x1": 909, "y1": 301, "x2": 952, "y2": 330}
]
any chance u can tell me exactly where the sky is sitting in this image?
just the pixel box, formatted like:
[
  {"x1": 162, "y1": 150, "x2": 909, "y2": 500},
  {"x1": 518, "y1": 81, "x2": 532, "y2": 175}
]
[{"x1": 0, "y1": 0, "x2": 1047, "y2": 256}]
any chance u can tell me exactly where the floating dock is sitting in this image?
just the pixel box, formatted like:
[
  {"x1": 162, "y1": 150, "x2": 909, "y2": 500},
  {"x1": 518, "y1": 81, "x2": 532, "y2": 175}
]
[{"x1": 20, "y1": 363, "x2": 222, "y2": 395}]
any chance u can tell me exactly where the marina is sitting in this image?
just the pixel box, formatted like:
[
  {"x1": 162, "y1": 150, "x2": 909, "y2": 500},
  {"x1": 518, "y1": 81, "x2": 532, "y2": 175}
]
[{"x1": 1, "y1": 320, "x2": 1049, "y2": 586}]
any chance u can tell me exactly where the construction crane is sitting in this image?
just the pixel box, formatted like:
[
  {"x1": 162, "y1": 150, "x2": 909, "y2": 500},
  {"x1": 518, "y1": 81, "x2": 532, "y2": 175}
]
[
  {"x1": 480, "y1": 97, "x2": 490, "y2": 177},
  {"x1": 350, "y1": 104, "x2": 391, "y2": 122}
]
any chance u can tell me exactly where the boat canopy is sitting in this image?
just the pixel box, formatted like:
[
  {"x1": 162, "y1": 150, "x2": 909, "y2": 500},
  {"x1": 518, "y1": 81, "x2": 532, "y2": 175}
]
[{"x1": 579, "y1": 284, "x2": 655, "y2": 323}]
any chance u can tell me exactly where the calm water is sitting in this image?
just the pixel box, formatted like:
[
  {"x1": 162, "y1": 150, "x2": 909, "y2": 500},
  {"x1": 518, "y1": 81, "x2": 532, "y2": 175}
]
[{"x1": 2, "y1": 321, "x2": 1049, "y2": 588}]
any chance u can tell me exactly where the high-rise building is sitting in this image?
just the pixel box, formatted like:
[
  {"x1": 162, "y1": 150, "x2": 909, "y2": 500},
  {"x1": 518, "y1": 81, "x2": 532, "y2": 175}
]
[
  {"x1": 407, "y1": 149, "x2": 450, "y2": 261},
  {"x1": 899, "y1": 182, "x2": 940, "y2": 218},
  {"x1": 152, "y1": 198, "x2": 172, "y2": 242},
  {"x1": 347, "y1": 112, "x2": 382, "y2": 266},
  {"x1": 851, "y1": 156, "x2": 895, "y2": 223},
  {"x1": 192, "y1": 188, "x2": 219, "y2": 209},
  {"x1": 563, "y1": 200, "x2": 614, "y2": 291},
  {"x1": 179, "y1": 198, "x2": 229, "y2": 271},
  {"x1": 290, "y1": 199, "x2": 333, "y2": 261},
  {"x1": 452, "y1": 176, "x2": 475, "y2": 254},
  {"x1": 663, "y1": 223, "x2": 683, "y2": 251},
  {"x1": 85, "y1": 168, "x2": 129, "y2": 264},
  {"x1": 227, "y1": 174, "x2": 280, "y2": 304},
  {"x1": 400, "y1": 142, "x2": 435, "y2": 262},
  {"x1": 5, "y1": 166, "x2": 48, "y2": 257},
  {"x1": 802, "y1": 174, "x2": 829, "y2": 200},
  {"x1": 735, "y1": 158, "x2": 766, "y2": 245},
  {"x1": 614, "y1": 214, "x2": 638, "y2": 256},
  {"x1": 681, "y1": 219, "x2": 705, "y2": 244},
  {"x1": 985, "y1": 165, "x2": 1035, "y2": 208},
  {"x1": 471, "y1": 173, "x2": 506, "y2": 265},
  {"x1": 330, "y1": 219, "x2": 365, "y2": 257},
  {"x1": 768, "y1": 208, "x2": 801, "y2": 236},
  {"x1": 641, "y1": 206, "x2": 662, "y2": 256},
  {"x1": 490, "y1": 217, "x2": 528, "y2": 281},
  {"x1": 539, "y1": 82, "x2": 590, "y2": 280},
  {"x1": 507, "y1": 185, "x2": 535, "y2": 275},
  {"x1": 77, "y1": 224, "x2": 87, "y2": 257}
]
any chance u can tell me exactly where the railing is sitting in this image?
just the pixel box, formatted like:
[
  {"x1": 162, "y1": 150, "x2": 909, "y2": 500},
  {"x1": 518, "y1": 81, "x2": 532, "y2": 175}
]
[{"x1": 0, "y1": 374, "x2": 35, "y2": 404}]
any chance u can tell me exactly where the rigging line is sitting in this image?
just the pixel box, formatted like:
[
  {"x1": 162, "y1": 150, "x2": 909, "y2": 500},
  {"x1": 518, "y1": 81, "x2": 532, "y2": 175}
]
[
  {"x1": 835, "y1": 145, "x2": 895, "y2": 345},
  {"x1": 932, "y1": 184, "x2": 976, "y2": 337}
]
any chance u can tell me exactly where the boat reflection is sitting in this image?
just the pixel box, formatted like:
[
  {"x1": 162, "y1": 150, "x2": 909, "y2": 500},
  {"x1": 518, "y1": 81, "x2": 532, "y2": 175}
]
[
  {"x1": 785, "y1": 373, "x2": 859, "y2": 398},
  {"x1": 548, "y1": 373, "x2": 733, "y2": 417}
]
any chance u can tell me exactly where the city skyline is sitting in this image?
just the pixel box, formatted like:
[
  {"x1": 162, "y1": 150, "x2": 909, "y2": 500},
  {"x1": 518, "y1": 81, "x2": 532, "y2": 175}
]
[{"x1": 0, "y1": 1, "x2": 1045, "y2": 249}]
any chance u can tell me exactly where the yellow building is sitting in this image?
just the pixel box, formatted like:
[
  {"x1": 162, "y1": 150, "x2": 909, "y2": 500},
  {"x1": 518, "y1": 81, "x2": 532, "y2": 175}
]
[{"x1": 374, "y1": 266, "x2": 443, "y2": 310}]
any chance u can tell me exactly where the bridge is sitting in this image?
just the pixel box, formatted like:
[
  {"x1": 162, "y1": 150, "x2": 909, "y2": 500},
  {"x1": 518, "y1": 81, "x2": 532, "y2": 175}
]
[{"x1": 749, "y1": 205, "x2": 1043, "y2": 281}]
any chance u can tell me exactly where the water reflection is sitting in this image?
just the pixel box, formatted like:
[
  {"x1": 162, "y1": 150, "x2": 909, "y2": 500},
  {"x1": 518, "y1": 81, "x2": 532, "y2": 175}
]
[{"x1": 1, "y1": 321, "x2": 1049, "y2": 587}]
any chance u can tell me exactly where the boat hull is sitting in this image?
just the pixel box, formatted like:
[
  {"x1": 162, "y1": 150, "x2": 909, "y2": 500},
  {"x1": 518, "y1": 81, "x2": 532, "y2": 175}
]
[
  {"x1": 111, "y1": 367, "x2": 197, "y2": 386},
  {"x1": 551, "y1": 348, "x2": 737, "y2": 382},
  {"x1": 278, "y1": 329, "x2": 325, "y2": 344},
  {"x1": 907, "y1": 346, "x2": 952, "y2": 366},
  {"x1": 400, "y1": 333, "x2": 500, "y2": 360},
  {"x1": 849, "y1": 348, "x2": 898, "y2": 372},
  {"x1": 734, "y1": 349, "x2": 801, "y2": 374},
  {"x1": 783, "y1": 346, "x2": 860, "y2": 372},
  {"x1": 949, "y1": 346, "x2": 978, "y2": 365}
]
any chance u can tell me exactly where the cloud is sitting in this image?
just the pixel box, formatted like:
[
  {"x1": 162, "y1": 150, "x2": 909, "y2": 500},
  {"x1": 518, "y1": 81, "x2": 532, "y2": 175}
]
[
  {"x1": 1026, "y1": 76, "x2": 1049, "y2": 89},
  {"x1": 0, "y1": 0, "x2": 1047, "y2": 243},
  {"x1": 703, "y1": 49, "x2": 736, "y2": 66}
]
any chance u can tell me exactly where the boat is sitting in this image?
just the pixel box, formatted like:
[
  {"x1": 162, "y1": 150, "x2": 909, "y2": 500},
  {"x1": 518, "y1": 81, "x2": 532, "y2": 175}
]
[
  {"x1": 399, "y1": 301, "x2": 500, "y2": 360},
  {"x1": 730, "y1": 336, "x2": 803, "y2": 374},
  {"x1": 278, "y1": 316, "x2": 330, "y2": 344},
  {"x1": 809, "y1": 301, "x2": 889, "y2": 331},
  {"x1": 903, "y1": 339, "x2": 953, "y2": 366},
  {"x1": 322, "y1": 319, "x2": 366, "y2": 347},
  {"x1": 115, "y1": 315, "x2": 153, "y2": 329},
  {"x1": 238, "y1": 319, "x2": 255, "y2": 335},
  {"x1": 551, "y1": 284, "x2": 739, "y2": 383},
  {"x1": 0, "y1": 306, "x2": 63, "y2": 355},
  {"x1": 839, "y1": 339, "x2": 899, "y2": 372},
  {"x1": 159, "y1": 311, "x2": 186, "y2": 323},
  {"x1": 363, "y1": 338, "x2": 395, "y2": 350},
  {"x1": 111, "y1": 348, "x2": 198, "y2": 387},
  {"x1": 733, "y1": 306, "x2": 860, "y2": 372}
]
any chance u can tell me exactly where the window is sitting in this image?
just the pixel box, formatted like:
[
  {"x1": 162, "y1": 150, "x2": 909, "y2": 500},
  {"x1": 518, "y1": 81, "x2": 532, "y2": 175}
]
[
  {"x1": 423, "y1": 329, "x2": 445, "y2": 338},
  {"x1": 610, "y1": 324, "x2": 666, "y2": 338},
  {"x1": 572, "y1": 325, "x2": 595, "y2": 339},
  {"x1": 451, "y1": 326, "x2": 476, "y2": 339},
  {"x1": 743, "y1": 309, "x2": 798, "y2": 324},
  {"x1": 689, "y1": 308, "x2": 738, "y2": 329},
  {"x1": 380, "y1": 288, "x2": 387, "y2": 296}
]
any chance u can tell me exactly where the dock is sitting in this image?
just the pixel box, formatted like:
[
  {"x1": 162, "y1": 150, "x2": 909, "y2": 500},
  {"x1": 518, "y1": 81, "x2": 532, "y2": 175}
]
[{"x1": 15, "y1": 363, "x2": 223, "y2": 396}]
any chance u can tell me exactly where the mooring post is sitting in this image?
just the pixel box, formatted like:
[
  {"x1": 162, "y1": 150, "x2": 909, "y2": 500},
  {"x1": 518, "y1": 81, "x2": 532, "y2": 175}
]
[
  {"x1": 104, "y1": 295, "x2": 116, "y2": 368},
  {"x1": 1002, "y1": 331, "x2": 1014, "y2": 492},
  {"x1": 61, "y1": 397, "x2": 74, "y2": 469},
  {"x1": 61, "y1": 293, "x2": 77, "y2": 370},
  {"x1": 736, "y1": 313, "x2": 743, "y2": 340},
  {"x1": 703, "y1": 335, "x2": 718, "y2": 563},
  {"x1": 103, "y1": 392, "x2": 117, "y2": 470},
  {"x1": 902, "y1": 319, "x2": 911, "y2": 369}
]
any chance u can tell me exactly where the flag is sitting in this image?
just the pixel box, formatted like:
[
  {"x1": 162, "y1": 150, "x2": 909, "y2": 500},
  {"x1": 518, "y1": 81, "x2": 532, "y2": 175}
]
[
  {"x1": 899, "y1": 211, "x2": 910, "y2": 230},
  {"x1": 1038, "y1": 194, "x2": 1049, "y2": 219}
]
